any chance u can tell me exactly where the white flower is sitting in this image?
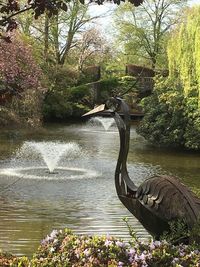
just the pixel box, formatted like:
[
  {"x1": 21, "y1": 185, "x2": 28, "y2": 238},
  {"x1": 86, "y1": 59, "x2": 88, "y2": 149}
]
[
  {"x1": 154, "y1": 240, "x2": 161, "y2": 247},
  {"x1": 49, "y1": 247, "x2": 55, "y2": 253}
]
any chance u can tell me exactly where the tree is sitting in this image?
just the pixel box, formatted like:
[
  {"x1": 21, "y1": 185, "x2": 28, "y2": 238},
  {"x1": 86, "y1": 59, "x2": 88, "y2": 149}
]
[
  {"x1": 75, "y1": 28, "x2": 109, "y2": 71},
  {"x1": 113, "y1": 0, "x2": 187, "y2": 69},
  {"x1": 168, "y1": 6, "x2": 200, "y2": 103},
  {"x1": 0, "y1": 34, "x2": 44, "y2": 95},
  {"x1": 138, "y1": 6, "x2": 200, "y2": 150},
  {"x1": 16, "y1": 1, "x2": 105, "y2": 66},
  {"x1": 0, "y1": 0, "x2": 143, "y2": 35},
  {"x1": 49, "y1": 1, "x2": 95, "y2": 65},
  {"x1": 0, "y1": 33, "x2": 45, "y2": 125}
]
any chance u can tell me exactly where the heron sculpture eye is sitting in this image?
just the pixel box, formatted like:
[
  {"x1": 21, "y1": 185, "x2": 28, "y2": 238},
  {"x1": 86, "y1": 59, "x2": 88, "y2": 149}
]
[{"x1": 105, "y1": 97, "x2": 121, "y2": 112}]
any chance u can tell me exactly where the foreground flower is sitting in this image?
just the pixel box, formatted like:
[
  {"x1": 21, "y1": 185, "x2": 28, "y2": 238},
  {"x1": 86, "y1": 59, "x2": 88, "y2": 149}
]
[{"x1": 1, "y1": 228, "x2": 200, "y2": 266}]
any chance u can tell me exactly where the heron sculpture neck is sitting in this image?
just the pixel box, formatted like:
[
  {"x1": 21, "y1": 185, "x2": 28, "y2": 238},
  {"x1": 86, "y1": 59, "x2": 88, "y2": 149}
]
[{"x1": 112, "y1": 98, "x2": 138, "y2": 197}]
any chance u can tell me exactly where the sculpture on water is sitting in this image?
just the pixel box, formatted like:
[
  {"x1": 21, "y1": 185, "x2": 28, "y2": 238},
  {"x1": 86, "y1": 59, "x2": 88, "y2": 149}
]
[{"x1": 84, "y1": 97, "x2": 200, "y2": 241}]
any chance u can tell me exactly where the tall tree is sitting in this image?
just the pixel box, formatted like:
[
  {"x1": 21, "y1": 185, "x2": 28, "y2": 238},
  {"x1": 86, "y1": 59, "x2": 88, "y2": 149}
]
[
  {"x1": 168, "y1": 6, "x2": 200, "y2": 104},
  {"x1": 0, "y1": 33, "x2": 45, "y2": 125},
  {"x1": 75, "y1": 28, "x2": 109, "y2": 71},
  {"x1": 50, "y1": 0, "x2": 91, "y2": 65},
  {"x1": 17, "y1": 1, "x2": 102, "y2": 65},
  {"x1": 113, "y1": 0, "x2": 187, "y2": 69},
  {"x1": 138, "y1": 6, "x2": 200, "y2": 150},
  {"x1": 0, "y1": 0, "x2": 143, "y2": 35}
]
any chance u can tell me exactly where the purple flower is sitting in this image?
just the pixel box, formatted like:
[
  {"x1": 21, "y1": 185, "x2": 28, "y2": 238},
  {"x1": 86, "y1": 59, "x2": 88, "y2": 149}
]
[
  {"x1": 40, "y1": 229, "x2": 59, "y2": 246},
  {"x1": 171, "y1": 257, "x2": 179, "y2": 264},
  {"x1": 50, "y1": 229, "x2": 58, "y2": 239},
  {"x1": 139, "y1": 253, "x2": 146, "y2": 261},
  {"x1": 105, "y1": 239, "x2": 113, "y2": 247},
  {"x1": 84, "y1": 249, "x2": 90, "y2": 257},
  {"x1": 118, "y1": 261, "x2": 124, "y2": 266},
  {"x1": 116, "y1": 241, "x2": 125, "y2": 247},
  {"x1": 134, "y1": 254, "x2": 139, "y2": 262},
  {"x1": 129, "y1": 257, "x2": 133, "y2": 263},
  {"x1": 149, "y1": 242, "x2": 155, "y2": 250},
  {"x1": 128, "y1": 248, "x2": 136, "y2": 256}
]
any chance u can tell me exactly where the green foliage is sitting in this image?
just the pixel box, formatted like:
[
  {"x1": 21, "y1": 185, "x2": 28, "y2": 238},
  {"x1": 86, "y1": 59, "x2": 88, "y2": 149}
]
[
  {"x1": 43, "y1": 75, "x2": 139, "y2": 120},
  {"x1": 139, "y1": 7, "x2": 200, "y2": 150},
  {"x1": 138, "y1": 77, "x2": 186, "y2": 147},
  {"x1": 0, "y1": 106, "x2": 21, "y2": 127},
  {"x1": 161, "y1": 218, "x2": 200, "y2": 248},
  {"x1": 0, "y1": 252, "x2": 29, "y2": 267},
  {"x1": 47, "y1": 66, "x2": 79, "y2": 91},
  {"x1": 138, "y1": 76, "x2": 200, "y2": 149},
  {"x1": 98, "y1": 76, "x2": 138, "y2": 102},
  {"x1": 113, "y1": 1, "x2": 185, "y2": 69},
  {"x1": 43, "y1": 84, "x2": 90, "y2": 120},
  {"x1": 0, "y1": 34, "x2": 46, "y2": 127},
  {"x1": 168, "y1": 6, "x2": 200, "y2": 102},
  {"x1": 161, "y1": 220, "x2": 190, "y2": 245},
  {"x1": 190, "y1": 218, "x2": 200, "y2": 245},
  {"x1": 42, "y1": 65, "x2": 92, "y2": 120},
  {"x1": 123, "y1": 217, "x2": 138, "y2": 242}
]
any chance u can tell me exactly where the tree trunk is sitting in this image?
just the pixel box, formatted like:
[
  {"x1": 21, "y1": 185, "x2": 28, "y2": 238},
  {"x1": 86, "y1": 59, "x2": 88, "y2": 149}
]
[{"x1": 44, "y1": 13, "x2": 49, "y2": 63}]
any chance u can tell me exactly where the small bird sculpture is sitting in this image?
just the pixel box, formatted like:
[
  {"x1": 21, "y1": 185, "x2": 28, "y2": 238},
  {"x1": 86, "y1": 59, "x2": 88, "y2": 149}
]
[{"x1": 84, "y1": 97, "x2": 200, "y2": 240}]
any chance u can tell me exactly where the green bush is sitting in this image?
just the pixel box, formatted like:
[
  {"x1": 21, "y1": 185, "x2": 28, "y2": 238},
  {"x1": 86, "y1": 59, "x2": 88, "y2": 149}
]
[
  {"x1": 43, "y1": 75, "x2": 139, "y2": 121},
  {"x1": 43, "y1": 85, "x2": 90, "y2": 120},
  {"x1": 138, "y1": 77, "x2": 200, "y2": 150},
  {"x1": 96, "y1": 76, "x2": 139, "y2": 104}
]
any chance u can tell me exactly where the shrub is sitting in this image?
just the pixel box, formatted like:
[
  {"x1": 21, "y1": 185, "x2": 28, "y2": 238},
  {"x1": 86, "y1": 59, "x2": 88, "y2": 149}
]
[
  {"x1": 0, "y1": 33, "x2": 45, "y2": 127},
  {"x1": 31, "y1": 229, "x2": 200, "y2": 266},
  {"x1": 43, "y1": 76, "x2": 139, "y2": 120},
  {"x1": 1, "y1": 228, "x2": 200, "y2": 266},
  {"x1": 138, "y1": 77, "x2": 200, "y2": 150},
  {"x1": 43, "y1": 85, "x2": 90, "y2": 120}
]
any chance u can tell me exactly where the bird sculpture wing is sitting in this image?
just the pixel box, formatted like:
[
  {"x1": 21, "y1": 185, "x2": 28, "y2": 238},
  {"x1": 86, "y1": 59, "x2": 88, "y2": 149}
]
[{"x1": 136, "y1": 175, "x2": 200, "y2": 228}]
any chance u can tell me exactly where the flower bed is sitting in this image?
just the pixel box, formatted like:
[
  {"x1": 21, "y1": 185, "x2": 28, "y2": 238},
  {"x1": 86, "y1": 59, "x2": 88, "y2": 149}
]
[{"x1": 1, "y1": 229, "x2": 199, "y2": 266}]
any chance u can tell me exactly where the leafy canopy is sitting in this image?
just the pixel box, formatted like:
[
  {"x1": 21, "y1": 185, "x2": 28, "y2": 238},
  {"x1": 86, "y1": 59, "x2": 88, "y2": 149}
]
[{"x1": 0, "y1": 0, "x2": 144, "y2": 33}]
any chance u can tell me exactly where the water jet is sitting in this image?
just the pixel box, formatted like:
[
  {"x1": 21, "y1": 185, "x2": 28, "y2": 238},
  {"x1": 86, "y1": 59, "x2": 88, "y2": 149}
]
[
  {"x1": 88, "y1": 117, "x2": 115, "y2": 131},
  {"x1": 0, "y1": 141, "x2": 99, "y2": 180}
]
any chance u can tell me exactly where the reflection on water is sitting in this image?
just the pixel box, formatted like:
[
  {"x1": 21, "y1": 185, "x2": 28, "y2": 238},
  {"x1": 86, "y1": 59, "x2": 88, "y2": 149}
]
[{"x1": 0, "y1": 122, "x2": 200, "y2": 256}]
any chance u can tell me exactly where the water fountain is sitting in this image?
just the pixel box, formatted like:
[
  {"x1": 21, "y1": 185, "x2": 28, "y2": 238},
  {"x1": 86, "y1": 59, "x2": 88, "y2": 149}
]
[
  {"x1": 19, "y1": 141, "x2": 81, "y2": 173},
  {"x1": 0, "y1": 141, "x2": 99, "y2": 180},
  {"x1": 88, "y1": 117, "x2": 115, "y2": 131}
]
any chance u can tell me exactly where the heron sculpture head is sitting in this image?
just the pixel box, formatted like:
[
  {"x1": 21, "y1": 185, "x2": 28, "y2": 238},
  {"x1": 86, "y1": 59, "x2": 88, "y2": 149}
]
[{"x1": 83, "y1": 97, "x2": 122, "y2": 117}]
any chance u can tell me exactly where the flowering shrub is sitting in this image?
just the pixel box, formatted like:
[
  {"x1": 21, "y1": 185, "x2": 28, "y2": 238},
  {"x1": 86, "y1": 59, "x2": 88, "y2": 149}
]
[
  {"x1": 1, "y1": 229, "x2": 200, "y2": 266},
  {"x1": 31, "y1": 229, "x2": 200, "y2": 267},
  {"x1": 0, "y1": 252, "x2": 29, "y2": 267},
  {"x1": 0, "y1": 33, "x2": 45, "y2": 127}
]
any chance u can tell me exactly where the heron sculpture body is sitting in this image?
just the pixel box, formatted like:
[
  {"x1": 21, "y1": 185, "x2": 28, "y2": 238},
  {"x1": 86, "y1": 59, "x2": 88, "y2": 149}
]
[{"x1": 84, "y1": 97, "x2": 200, "y2": 239}]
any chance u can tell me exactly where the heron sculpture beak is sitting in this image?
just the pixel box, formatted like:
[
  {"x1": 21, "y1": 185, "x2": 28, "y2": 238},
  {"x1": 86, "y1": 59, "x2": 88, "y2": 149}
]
[
  {"x1": 82, "y1": 104, "x2": 106, "y2": 117},
  {"x1": 82, "y1": 98, "x2": 122, "y2": 117}
]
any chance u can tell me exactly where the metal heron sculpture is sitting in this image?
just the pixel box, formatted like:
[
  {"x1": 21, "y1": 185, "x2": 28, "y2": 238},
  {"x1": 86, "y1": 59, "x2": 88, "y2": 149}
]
[{"x1": 84, "y1": 97, "x2": 200, "y2": 240}]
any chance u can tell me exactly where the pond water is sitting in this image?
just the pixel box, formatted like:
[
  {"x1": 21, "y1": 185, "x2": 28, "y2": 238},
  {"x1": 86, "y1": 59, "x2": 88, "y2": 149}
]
[{"x1": 0, "y1": 120, "x2": 200, "y2": 257}]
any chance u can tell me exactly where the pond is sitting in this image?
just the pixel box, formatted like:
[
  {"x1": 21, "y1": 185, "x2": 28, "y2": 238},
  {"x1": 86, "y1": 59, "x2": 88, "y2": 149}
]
[{"x1": 0, "y1": 119, "x2": 200, "y2": 257}]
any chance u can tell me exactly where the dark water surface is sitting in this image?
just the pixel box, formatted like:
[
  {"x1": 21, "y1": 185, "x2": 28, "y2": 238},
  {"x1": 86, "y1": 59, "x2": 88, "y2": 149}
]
[{"x1": 0, "y1": 121, "x2": 200, "y2": 256}]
